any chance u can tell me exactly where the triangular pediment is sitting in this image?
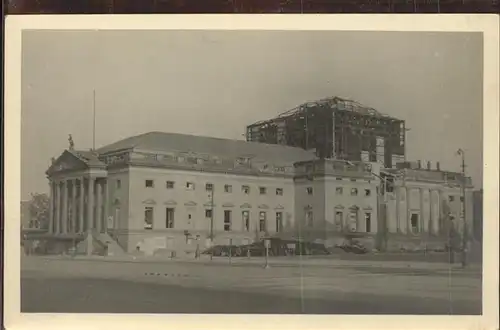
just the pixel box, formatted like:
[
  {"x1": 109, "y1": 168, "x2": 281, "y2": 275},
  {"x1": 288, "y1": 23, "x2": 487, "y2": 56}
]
[
  {"x1": 142, "y1": 199, "x2": 156, "y2": 205},
  {"x1": 363, "y1": 205, "x2": 373, "y2": 210},
  {"x1": 258, "y1": 204, "x2": 269, "y2": 209},
  {"x1": 184, "y1": 201, "x2": 197, "y2": 207},
  {"x1": 240, "y1": 203, "x2": 252, "y2": 209},
  {"x1": 335, "y1": 204, "x2": 345, "y2": 209},
  {"x1": 164, "y1": 200, "x2": 177, "y2": 206},
  {"x1": 203, "y1": 201, "x2": 216, "y2": 207},
  {"x1": 275, "y1": 204, "x2": 284, "y2": 210},
  {"x1": 46, "y1": 150, "x2": 89, "y2": 176}
]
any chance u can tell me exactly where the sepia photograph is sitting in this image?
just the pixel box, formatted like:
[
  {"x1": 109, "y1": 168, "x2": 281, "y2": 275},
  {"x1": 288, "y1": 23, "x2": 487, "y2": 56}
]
[{"x1": 3, "y1": 14, "x2": 499, "y2": 330}]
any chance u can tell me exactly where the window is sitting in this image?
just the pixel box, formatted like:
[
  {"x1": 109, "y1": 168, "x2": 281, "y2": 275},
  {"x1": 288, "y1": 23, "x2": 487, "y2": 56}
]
[
  {"x1": 166, "y1": 208, "x2": 174, "y2": 228},
  {"x1": 276, "y1": 212, "x2": 283, "y2": 232},
  {"x1": 306, "y1": 211, "x2": 314, "y2": 227},
  {"x1": 306, "y1": 187, "x2": 313, "y2": 195},
  {"x1": 351, "y1": 188, "x2": 358, "y2": 196},
  {"x1": 365, "y1": 189, "x2": 371, "y2": 197},
  {"x1": 224, "y1": 210, "x2": 232, "y2": 231},
  {"x1": 186, "y1": 182, "x2": 195, "y2": 190},
  {"x1": 410, "y1": 213, "x2": 419, "y2": 233},
  {"x1": 348, "y1": 210, "x2": 358, "y2": 232},
  {"x1": 335, "y1": 211, "x2": 343, "y2": 231},
  {"x1": 144, "y1": 207, "x2": 154, "y2": 229},
  {"x1": 205, "y1": 209, "x2": 213, "y2": 218},
  {"x1": 276, "y1": 188, "x2": 283, "y2": 196},
  {"x1": 259, "y1": 187, "x2": 267, "y2": 195},
  {"x1": 449, "y1": 196, "x2": 455, "y2": 202},
  {"x1": 350, "y1": 178, "x2": 357, "y2": 182},
  {"x1": 460, "y1": 196, "x2": 464, "y2": 202},
  {"x1": 116, "y1": 179, "x2": 121, "y2": 189},
  {"x1": 259, "y1": 212, "x2": 267, "y2": 232},
  {"x1": 145, "y1": 180, "x2": 154, "y2": 188},
  {"x1": 386, "y1": 177, "x2": 394, "y2": 193},
  {"x1": 206, "y1": 183, "x2": 214, "y2": 191},
  {"x1": 242, "y1": 211, "x2": 250, "y2": 231},
  {"x1": 166, "y1": 181, "x2": 175, "y2": 189},
  {"x1": 336, "y1": 178, "x2": 343, "y2": 181},
  {"x1": 224, "y1": 184, "x2": 232, "y2": 193},
  {"x1": 242, "y1": 185, "x2": 250, "y2": 194},
  {"x1": 336, "y1": 187, "x2": 343, "y2": 195},
  {"x1": 365, "y1": 213, "x2": 372, "y2": 233}
]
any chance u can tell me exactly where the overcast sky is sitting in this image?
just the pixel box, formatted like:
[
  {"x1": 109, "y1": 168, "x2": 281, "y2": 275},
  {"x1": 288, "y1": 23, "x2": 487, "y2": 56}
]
[{"x1": 21, "y1": 30, "x2": 483, "y2": 200}]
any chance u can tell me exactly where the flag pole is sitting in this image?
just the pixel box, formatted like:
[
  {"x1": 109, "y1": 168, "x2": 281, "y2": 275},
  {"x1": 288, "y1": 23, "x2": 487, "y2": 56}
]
[{"x1": 93, "y1": 89, "x2": 96, "y2": 151}]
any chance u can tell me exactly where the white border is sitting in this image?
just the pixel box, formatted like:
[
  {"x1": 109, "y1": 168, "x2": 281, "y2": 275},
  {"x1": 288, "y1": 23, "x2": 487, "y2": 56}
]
[{"x1": 4, "y1": 14, "x2": 499, "y2": 330}]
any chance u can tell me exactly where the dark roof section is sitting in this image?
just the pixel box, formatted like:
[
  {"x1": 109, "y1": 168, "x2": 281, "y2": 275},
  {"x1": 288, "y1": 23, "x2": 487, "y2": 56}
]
[{"x1": 97, "y1": 131, "x2": 318, "y2": 165}]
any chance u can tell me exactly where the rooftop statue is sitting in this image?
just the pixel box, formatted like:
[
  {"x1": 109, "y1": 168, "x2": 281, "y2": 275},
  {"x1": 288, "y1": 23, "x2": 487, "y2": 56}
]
[{"x1": 68, "y1": 134, "x2": 75, "y2": 151}]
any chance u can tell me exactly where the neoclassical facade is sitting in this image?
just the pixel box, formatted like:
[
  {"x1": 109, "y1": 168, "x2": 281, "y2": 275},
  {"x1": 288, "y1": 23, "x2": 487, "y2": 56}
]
[{"x1": 45, "y1": 131, "x2": 472, "y2": 255}]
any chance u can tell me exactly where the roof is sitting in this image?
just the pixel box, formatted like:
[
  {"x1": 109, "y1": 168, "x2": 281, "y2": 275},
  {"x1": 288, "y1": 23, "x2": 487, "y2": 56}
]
[
  {"x1": 68, "y1": 149, "x2": 106, "y2": 167},
  {"x1": 97, "y1": 131, "x2": 318, "y2": 165}
]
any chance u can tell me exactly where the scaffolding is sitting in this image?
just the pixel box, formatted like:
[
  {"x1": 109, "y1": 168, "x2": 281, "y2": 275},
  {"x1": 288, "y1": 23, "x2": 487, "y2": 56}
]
[{"x1": 246, "y1": 96, "x2": 406, "y2": 166}]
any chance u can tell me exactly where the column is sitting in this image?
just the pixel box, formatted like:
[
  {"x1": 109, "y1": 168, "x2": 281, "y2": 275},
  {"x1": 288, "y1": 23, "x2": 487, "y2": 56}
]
[
  {"x1": 71, "y1": 179, "x2": 77, "y2": 234},
  {"x1": 96, "y1": 179, "x2": 103, "y2": 233},
  {"x1": 395, "y1": 186, "x2": 400, "y2": 233},
  {"x1": 429, "y1": 190, "x2": 434, "y2": 235},
  {"x1": 103, "y1": 179, "x2": 109, "y2": 233},
  {"x1": 87, "y1": 177, "x2": 95, "y2": 232},
  {"x1": 419, "y1": 188, "x2": 425, "y2": 234},
  {"x1": 54, "y1": 181, "x2": 60, "y2": 234},
  {"x1": 79, "y1": 178, "x2": 85, "y2": 233},
  {"x1": 406, "y1": 187, "x2": 411, "y2": 235},
  {"x1": 48, "y1": 180, "x2": 54, "y2": 234},
  {"x1": 438, "y1": 190, "x2": 445, "y2": 235},
  {"x1": 61, "y1": 180, "x2": 68, "y2": 234}
]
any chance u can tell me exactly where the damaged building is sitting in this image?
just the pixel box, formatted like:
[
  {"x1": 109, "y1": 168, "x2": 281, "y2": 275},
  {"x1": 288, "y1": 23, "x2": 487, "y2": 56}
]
[{"x1": 246, "y1": 96, "x2": 406, "y2": 168}]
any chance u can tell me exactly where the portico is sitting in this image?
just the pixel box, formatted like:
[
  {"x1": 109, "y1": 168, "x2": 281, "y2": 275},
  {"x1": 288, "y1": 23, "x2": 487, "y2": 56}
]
[{"x1": 46, "y1": 150, "x2": 109, "y2": 239}]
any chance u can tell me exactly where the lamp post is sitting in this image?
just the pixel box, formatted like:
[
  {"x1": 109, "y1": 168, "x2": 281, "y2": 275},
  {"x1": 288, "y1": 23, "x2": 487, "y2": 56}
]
[{"x1": 456, "y1": 148, "x2": 468, "y2": 268}]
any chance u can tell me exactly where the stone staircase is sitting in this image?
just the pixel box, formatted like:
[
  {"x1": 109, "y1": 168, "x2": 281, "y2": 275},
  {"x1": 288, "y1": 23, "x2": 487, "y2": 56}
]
[{"x1": 75, "y1": 230, "x2": 126, "y2": 256}]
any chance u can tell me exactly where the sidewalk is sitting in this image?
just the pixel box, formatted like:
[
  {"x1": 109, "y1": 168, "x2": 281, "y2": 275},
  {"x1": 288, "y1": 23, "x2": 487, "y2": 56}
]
[{"x1": 34, "y1": 254, "x2": 482, "y2": 273}]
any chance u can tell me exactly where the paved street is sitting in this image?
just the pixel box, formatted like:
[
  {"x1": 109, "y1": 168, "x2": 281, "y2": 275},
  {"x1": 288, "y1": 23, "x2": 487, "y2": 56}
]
[
  {"x1": 22, "y1": 276, "x2": 480, "y2": 314},
  {"x1": 21, "y1": 256, "x2": 482, "y2": 315}
]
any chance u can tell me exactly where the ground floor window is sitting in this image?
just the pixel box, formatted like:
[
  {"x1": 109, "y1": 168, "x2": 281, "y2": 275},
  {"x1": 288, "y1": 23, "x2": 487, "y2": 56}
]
[
  {"x1": 242, "y1": 211, "x2": 250, "y2": 231},
  {"x1": 410, "y1": 213, "x2": 419, "y2": 234},
  {"x1": 335, "y1": 211, "x2": 343, "y2": 231},
  {"x1": 276, "y1": 212, "x2": 283, "y2": 232},
  {"x1": 166, "y1": 208, "x2": 175, "y2": 228},
  {"x1": 306, "y1": 211, "x2": 314, "y2": 227},
  {"x1": 365, "y1": 212, "x2": 372, "y2": 233},
  {"x1": 259, "y1": 212, "x2": 267, "y2": 232},
  {"x1": 224, "y1": 210, "x2": 232, "y2": 231},
  {"x1": 144, "y1": 207, "x2": 154, "y2": 229},
  {"x1": 348, "y1": 210, "x2": 358, "y2": 232}
]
